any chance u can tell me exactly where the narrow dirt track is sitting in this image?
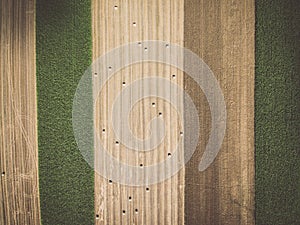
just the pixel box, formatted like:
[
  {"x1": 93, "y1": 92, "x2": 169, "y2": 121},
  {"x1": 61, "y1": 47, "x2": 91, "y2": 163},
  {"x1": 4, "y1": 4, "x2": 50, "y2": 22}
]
[{"x1": 0, "y1": 0, "x2": 40, "y2": 224}]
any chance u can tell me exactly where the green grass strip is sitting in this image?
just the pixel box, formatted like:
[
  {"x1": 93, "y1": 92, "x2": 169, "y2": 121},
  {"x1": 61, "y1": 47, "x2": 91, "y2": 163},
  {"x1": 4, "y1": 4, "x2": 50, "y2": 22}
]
[
  {"x1": 36, "y1": 0, "x2": 94, "y2": 224},
  {"x1": 255, "y1": 0, "x2": 300, "y2": 224}
]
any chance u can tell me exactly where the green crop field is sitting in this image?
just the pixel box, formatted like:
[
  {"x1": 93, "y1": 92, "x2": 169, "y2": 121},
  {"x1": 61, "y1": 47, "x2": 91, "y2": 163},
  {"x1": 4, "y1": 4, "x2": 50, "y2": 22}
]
[
  {"x1": 36, "y1": 0, "x2": 94, "y2": 224},
  {"x1": 255, "y1": 0, "x2": 300, "y2": 224}
]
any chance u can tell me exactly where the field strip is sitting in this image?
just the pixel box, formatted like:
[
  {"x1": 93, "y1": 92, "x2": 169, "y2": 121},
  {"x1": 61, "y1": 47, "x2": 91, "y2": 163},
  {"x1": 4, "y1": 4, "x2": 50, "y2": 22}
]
[
  {"x1": 0, "y1": 0, "x2": 40, "y2": 224},
  {"x1": 92, "y1": 0, "x2": 184, "y2": 224},
  {"x1": 184, "y1": 0, "x2": 255, "y2": 224}
]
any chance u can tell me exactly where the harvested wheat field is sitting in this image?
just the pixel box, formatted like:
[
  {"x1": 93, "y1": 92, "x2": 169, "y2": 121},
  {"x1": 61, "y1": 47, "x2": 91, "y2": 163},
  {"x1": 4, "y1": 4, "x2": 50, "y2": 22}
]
[
  {"x1": 0, "y1": 0, "x2": 299, "y2": 225},
  {"x1": 0, "y1": 0, "x2": 40, "y2": 224}
]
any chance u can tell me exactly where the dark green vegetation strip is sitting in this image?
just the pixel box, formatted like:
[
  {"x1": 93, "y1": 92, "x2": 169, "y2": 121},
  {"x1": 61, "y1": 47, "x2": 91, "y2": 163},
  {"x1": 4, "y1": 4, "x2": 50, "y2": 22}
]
[
  {"x1": 255, "y1": 0, "x2": 300, "y2": 224},
  {"x1": 36, "y1": 0, "x2": 94, "y2": 224}
]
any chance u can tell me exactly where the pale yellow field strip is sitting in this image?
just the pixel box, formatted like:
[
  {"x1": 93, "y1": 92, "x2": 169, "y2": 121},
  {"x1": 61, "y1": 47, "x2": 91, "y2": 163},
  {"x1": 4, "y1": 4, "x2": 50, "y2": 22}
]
[
  {"x1": 93, "y1": 0, "x2": 184, "y2": 224},
  {"x1": 0, "y1": 0, "x2": 40, "y2": 224}
]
